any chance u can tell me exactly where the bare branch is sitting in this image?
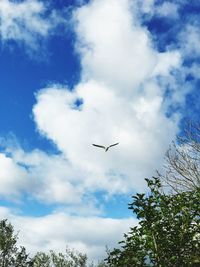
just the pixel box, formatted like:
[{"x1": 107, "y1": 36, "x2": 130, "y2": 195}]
[{"x1": 160, "y1": 122, "x2": 200, "y2": 193}]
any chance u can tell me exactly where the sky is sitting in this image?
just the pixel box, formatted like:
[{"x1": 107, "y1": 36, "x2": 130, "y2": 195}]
[{"x1": 0, "y1": 0, "x2": 200, "y2": 263}]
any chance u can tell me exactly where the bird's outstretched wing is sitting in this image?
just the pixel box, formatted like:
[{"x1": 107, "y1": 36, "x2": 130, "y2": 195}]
[
  {"x1": 109, "y1": 142, "x2": 119, "y2": 148},
  {"x1": 92, "y1": 144, "x2": 106, "y2": 149}
]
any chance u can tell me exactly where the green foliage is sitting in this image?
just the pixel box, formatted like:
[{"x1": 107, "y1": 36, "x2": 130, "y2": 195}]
[
  {"x1": 32, "y1": 247, "x2": 87, "y2": 267},
  {"x1": 32, "y1": 251, "x2": 51, "y2": 267},
  {"x1": 0, "y1": 219, "x2": 31, "y2": 266},
  {"x1": 106, "y1": 178, "x2": 200, "y2": 267},
  {"x1": 32, "y1": 248, "x2": 108, "y2": 267},
  {"x1": 89, "y1": 261, "x2": 108, "y2": 267},
  {"x1": 0, "y1": 219, "x2": 107, "y2": 267}
]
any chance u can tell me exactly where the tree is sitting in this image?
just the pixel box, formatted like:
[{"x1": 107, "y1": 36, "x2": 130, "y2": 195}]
[
  {"x1": 106, "y1": 178, "x2": 200, "y2": 267},
  {"x1": 32, "y1": 248, "x2": 87, "y2": 267},
  {"x1": 32, "y1": 247, "x2": 107, "y2": 267},
  {"x1": 160, "y1": 122, "x2": 200, "y2": 192},
  {"x1": 0, "y1": 219, "x2": 107, "y2": 267},
  {"x1": 0, "y1": 219, "x2": 31, "y2": 266}
]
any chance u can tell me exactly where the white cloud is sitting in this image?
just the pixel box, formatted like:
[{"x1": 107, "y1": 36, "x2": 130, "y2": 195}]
[
  {"x1": 152, "y1": 51, "x2": 181, "y2": 76},
  {"x1": 73, "y1": 0, "x2": 157, "y2": 96},
  {"x1": 0, "y1": 143, "x2": 103, "y2": 215},
  {"x1": 0, "y1": 153, "x2": 28, "y2": 199},
  {"x1": 0, "y1": 0, "x2": 184, "y2": 206},
  {"x1": 135, "y1": 0, "x2": 155, "y2": 14},
  {"x1": 156, "y1": 2, "x2": 179, "y2": 18},
  {"x1": 32, "y1": 0, "x2": 181, "y2": 196},
  {"x1": 0, "y1": 0, "x2": 65, "y2": 50},
  {"x1": 33, "y1": 80, "x2": 178, "y2": 195},
  {"x1": 0, "y1": 145, "x2": 86, "y2": 205},
  {"x1": 179, "y1": 25, "x2": 200, "y2": 57},
  {"x1": 134, "y1": 0, "x2": 178, "y2": 18},
  {"x1": 0, "y1": 207, "x2": 136, "y2": 262},
  {"x1": 188, "y1": 63, "x2": 200, "y2": 79}
]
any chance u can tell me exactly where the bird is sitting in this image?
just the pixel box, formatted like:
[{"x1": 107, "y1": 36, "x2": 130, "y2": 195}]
[{"x1": 92, "y1": 143, "x2": 119, "y2": 152}]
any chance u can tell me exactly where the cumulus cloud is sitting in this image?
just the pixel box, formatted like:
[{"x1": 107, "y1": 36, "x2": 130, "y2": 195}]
[
  {"x1": 33, "y1": 82, "x2": 178, "y2": 195},
  {"x1": 0, "y1": 144, "x2": 85, "y2": 205},
  {"x1": 0, "y1": 0, "x2": 65, "y2": 50},
  {"x1": 0, "y1": 0, "x2": 185, "y2": 212},
  {"x1": 0, "y1": 142, "x2": 104, "y2": 216},
  {"x1": 0, "y1": 207, "x2": 136, "y2": 262},
  {"x1": 33, "y1": 0, "x2": 181, "y2": 196},
  {"x1": 73, "y1": 0, "x2": 157, "y2": 94},
  {"x1": 0, "y1": 153, "x2": 28, "y2": 199},
  {"x1": 0, "y1": 0, "x2": 185, "y2": 204}
]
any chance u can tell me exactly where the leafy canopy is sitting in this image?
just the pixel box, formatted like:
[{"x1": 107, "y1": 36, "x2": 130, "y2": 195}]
[
  {"x1": 106, "y1": 178, "x2": 200, "y2": 267},
  {"x1": 0, "y1": 219, "x2": 31, "y2": 266}
]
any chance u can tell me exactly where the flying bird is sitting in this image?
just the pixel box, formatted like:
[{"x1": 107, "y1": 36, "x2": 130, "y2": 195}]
[{"x1": 92, "y1": 143, "x2": 119, "y2": 152}]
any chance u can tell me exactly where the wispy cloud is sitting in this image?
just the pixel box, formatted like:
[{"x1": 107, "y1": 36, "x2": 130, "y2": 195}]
[
  {"x1": 179, "y1": 25, "x2": 200, "y2": 58},
  {"x1": 0, "y1": 0, "x2": 66, "y2": 51}
]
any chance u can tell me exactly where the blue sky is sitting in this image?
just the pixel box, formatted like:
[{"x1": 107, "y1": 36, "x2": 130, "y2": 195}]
[{"x1": 0, "y1": 0, "x2": 199, "y2": 262}]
